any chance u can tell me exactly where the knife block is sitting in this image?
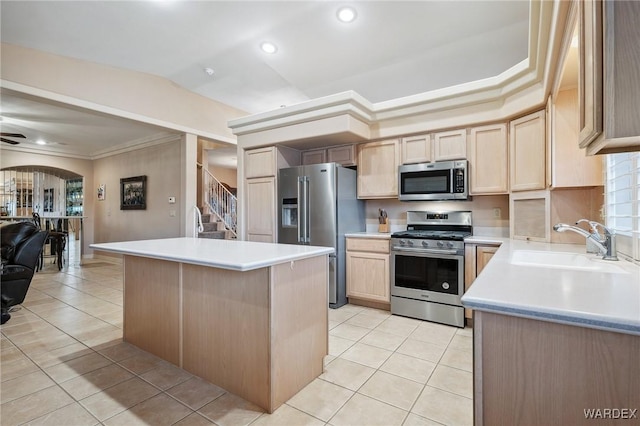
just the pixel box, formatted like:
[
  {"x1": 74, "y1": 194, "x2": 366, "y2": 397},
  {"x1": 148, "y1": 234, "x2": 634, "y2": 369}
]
[{"x1": 378, "y1": 220, "x2": 389, "y2": 233}]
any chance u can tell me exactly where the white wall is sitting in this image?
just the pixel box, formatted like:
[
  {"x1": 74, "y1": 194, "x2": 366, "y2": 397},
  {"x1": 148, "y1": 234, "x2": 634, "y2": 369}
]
[
  {"x1": 1, "y1": 43, "x2": 248, "y2": 143},
  {"x1": 207, "y1": 165, "x2": 237, "y2": 189},
  {"x1": 365, "y1": 195, "x2": 510, "y2": 237},
  {"x1": 93, "y1": 139, "x2": 183, "y2": 245}
]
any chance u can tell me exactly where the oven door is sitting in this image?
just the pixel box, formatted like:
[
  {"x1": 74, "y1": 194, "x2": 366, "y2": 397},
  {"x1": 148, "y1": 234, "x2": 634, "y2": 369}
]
[{"x1": 391, "y1": 248, "x2": 464, "y2": 306}]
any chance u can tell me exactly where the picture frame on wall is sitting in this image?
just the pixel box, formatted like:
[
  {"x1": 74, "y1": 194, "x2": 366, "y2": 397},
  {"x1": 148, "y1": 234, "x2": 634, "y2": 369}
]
[
  {"x1": 97, "y1": 184, "x2": 105, "y2": 201},
  {"x1": 120, "y1": 176, "x2": 146, "y2": 210}
]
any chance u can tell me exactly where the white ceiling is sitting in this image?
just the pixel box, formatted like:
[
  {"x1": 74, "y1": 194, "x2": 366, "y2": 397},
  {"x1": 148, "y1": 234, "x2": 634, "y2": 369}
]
[{"x1": 0, "y1": 0, "x2": 530, "y2": 164}]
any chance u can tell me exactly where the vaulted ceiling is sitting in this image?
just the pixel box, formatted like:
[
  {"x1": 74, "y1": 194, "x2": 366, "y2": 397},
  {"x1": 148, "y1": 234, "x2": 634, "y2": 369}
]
[{"x1": 0, "y1": 1, "x2": 530, "y2": 161}]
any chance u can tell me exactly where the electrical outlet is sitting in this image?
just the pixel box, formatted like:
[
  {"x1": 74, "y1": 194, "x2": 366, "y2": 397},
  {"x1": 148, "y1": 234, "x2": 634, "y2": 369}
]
[
  {"x1": 169, "y1": 210, "x2": 176, "y2": 217},
  {"x1": 168, "y1": 196, "x2": 176, "y2": 204},
  {"x1": 493, "y1": 208, "x2": 501, "y2": 219}
]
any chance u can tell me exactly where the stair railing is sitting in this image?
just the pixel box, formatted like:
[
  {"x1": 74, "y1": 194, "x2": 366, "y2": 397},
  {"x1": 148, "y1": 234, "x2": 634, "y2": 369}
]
[{"x1": 202, "y1": 168, "x2": 237, "y2": 238}]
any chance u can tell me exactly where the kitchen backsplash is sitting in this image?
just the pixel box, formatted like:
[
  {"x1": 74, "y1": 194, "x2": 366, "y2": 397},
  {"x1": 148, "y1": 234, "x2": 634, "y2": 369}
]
[{"x1": 365, "y1": 195, "x2": 510, "y2": 237}]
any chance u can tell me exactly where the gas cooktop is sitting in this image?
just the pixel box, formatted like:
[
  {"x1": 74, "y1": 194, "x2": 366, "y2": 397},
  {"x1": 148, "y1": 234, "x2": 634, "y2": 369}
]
[
  {"x1": 391, "y1": 210, "x2": 473, "y2": 241},
  {"x1": 391, "y1": 230, "x2": 472, "y2": 241}
]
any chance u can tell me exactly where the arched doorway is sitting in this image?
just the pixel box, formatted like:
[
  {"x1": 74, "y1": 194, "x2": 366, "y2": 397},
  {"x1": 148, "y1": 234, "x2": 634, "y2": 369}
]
[{"x1": 0, "y1": 166, "x2": 82, "y2": 218}]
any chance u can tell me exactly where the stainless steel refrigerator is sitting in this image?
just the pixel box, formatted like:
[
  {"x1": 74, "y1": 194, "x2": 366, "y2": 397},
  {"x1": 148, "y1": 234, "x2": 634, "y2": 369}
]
[{"x1": 278, "y1": 163, "x2": 365, "y2": 308}]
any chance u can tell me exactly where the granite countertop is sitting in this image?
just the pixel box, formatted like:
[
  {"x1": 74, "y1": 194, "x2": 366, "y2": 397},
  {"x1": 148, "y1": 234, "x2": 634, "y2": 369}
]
[
  {"x1": 461, "y1": 239, "x2": 640, "y2": 335},
  {"x1": 344, "y1": 232, "x2": 392, "y2": 239},
  {"x1": 90, "y1": 237, "x2": 334, "y2": 271}
]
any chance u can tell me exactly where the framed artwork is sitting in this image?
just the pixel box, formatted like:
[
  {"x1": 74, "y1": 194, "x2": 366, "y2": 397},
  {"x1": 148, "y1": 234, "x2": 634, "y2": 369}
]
[
  {"x1": 44, "y1": 188, "x2": 54, "y2": 212},
  {"x1": 120, "y1": 175, "x2": 147, "y2": 210},
  {"x1": 97, "y1": 184, "x2": 105, "y2": 201}
]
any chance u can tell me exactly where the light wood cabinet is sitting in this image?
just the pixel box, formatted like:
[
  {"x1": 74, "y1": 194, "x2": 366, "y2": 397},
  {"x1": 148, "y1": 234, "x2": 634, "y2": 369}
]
[
  {"x1": 245, "y1": 147, "x2": 277, "y2": 178},
  {"x1": 401, "y1": 134, "x2": 432, "y2": 164},
  {"x1": 579, "y1": 0, "x2": 640, "y2": 154},
  {"x1": 509, "y1": 110, "x2": 547, "y2": 192},
  {"x1": 464, "y1": 243, "x2": 499, "y2": 320},
  {"x1": 246, "y1": 177, "x2": 276, "y2": 242},
  {"x1": 346, "y1": 237, "x2": 390, "y2": 304},
  {"x1": 468, "y1": 124, "x2": 508, "y2": 194},
  {"x1": 551, "y1": 89, "x2": 603, "y2": 188},
  {"x1": 302, "y1": 145, "x2": 356, "y2": 167},
  {"x1": 510, "y1": 190, "x2": 550, "y2": 242},
  {"x1": 243, "y1": 146, "x2": 300, "y2": 242},
  {"x1": 473, "y1": 311, "x2": 640, "y2": 425},
  {"x1": 357, "y1": 139, "x2": 401, "y2": 199},
  {"x1": 301, "y1": 149, "x2": 326, "y2": 165},
  {"x1": 327, "y1": 145, "x2": 356, "y2": 166},
  {"x1": 578, "y1": 0, "x2": 603, "y2": 148},
  {"x1": 433, "y1": 129, "x2": 467, "y2": 161}
]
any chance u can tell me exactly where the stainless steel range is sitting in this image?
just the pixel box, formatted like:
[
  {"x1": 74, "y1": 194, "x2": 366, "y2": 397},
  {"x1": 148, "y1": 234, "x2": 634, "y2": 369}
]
[{"x1": 390, "y1": 211, "x2": 472, "y2": 328}]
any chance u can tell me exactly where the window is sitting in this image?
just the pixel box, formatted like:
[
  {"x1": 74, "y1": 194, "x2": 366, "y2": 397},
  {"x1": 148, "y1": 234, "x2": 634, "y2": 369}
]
[{"x1": 605, "y1": 152, "x2": 640, "y2": 260}]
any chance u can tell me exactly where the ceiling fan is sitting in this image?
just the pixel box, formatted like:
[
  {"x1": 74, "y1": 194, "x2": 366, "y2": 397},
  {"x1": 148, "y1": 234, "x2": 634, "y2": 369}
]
[{"x1": 1, "y1": 133, "x2": 26, "y2": 145}]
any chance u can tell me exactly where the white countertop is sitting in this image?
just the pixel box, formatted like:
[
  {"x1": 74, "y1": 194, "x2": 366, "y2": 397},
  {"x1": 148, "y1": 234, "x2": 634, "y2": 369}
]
[
  {"x1": 461, "y1": 238, "x2": 640, "y2": 335},
  {"x1": 91, "y1": 238, "x2": 334, "y2": 271},
  {"x1": 345, "y1": 232, "x2": 392, "y2": 239}
]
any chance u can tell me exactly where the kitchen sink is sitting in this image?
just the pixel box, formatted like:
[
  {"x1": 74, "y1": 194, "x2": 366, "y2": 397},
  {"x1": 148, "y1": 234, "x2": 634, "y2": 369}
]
[{"x1": 510, "y1": 250, "x2": 628, "y2": 274}]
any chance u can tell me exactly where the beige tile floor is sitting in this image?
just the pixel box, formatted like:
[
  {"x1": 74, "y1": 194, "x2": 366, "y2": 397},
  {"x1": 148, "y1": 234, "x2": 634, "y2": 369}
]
[{"x1": 1, "y1": 237, "x2": 473, "y2": 426}]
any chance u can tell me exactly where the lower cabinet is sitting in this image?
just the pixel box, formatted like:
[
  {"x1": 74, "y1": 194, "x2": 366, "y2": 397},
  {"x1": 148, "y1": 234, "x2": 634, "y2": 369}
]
[
  {"x1": 246, "y1": 177, "x2": 276, "y2": 243},
  {"x1": 346, "y1": 237, "x2": 390, "y2": 305},
  {"x1": 464, "y1": 243, "x2": 500, "y2": 320}
]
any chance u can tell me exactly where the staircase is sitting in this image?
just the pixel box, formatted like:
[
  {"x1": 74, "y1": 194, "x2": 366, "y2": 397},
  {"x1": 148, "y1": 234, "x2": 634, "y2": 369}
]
[
  {"x1": 201, "y1": 167, "x2": 237, "y2": 239},
  {"x1": 198, "y1": 212, "x2": 232, "y2": 239}
]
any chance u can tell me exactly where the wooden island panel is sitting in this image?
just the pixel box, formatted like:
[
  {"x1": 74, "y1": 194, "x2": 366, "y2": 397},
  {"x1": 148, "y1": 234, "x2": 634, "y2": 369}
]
[
  {"x1": 120, "y1": 252, "x2": 329, "y2": 414},
  {"x1": 270, "y1": 256, "x2": 328, "y2": 409},
  {"x1": 182, "y1": 264, "x2": 271, "y2": 410},
  {"x1": 124, "y1": 256, "x2": 181, "y2": 365}
]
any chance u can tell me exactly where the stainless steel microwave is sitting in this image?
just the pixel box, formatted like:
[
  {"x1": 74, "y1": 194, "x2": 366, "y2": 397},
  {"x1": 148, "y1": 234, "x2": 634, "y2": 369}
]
[{"x1": 398, "y1": 160, "x2": 469, "y2": 201}]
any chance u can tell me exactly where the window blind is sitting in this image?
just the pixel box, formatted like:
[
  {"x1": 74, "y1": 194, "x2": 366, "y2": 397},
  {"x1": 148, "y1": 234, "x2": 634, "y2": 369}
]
[{"x1": 606, "y1": 152, "x2": 640, "y2": 260}]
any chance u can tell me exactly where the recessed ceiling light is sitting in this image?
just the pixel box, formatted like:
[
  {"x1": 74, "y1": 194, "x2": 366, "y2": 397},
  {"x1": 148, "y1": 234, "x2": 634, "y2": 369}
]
[
  {"x1": 260, "y1": 42, "x2": 278, "y2": 54},
  {"x1": 204, "y1": 67, "x2": 215, "y2": 76},
  {"x1": 36, "y1": 139, "x2": 47, "y2": 145},
  {"x1": 337, "y1": 6, "x2": 357, "y2": 23}
]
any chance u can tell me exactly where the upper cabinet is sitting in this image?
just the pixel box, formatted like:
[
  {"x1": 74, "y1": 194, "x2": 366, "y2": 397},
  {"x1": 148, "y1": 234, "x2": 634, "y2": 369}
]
[
  {"x1": 401, "y1": 134, "x2": 432, "y2": 164},
  {"x1": 327, "y1": 145, "x2": 356, "y2": 166},
  {"x1": 469, "y1": 124, "x2": 509, "y2": 194},
  {"x1": 579, "y1": 0, "x2": 640, "y2": 154},
  {"x1": 433, "y1": 129, "x2": 467, "y2": 161},
  {"x1": 551, "y1": 89, "x2": 603, "y2": 188},
  {"x1": 509, "y1": 110, "x2": 547, "y2": 192},
  {"x1": 301, "y1": 144, "x2": 356, "y2": 167},
  {"x1": 301, "y1": 149, "x2": 326, "y2": 165},
  {"x1": 357, "y1": 139, "x2": 401, "y2": 199},
  {"x1": 245, "y1": 147, "x2": 277, "y2": 178}
]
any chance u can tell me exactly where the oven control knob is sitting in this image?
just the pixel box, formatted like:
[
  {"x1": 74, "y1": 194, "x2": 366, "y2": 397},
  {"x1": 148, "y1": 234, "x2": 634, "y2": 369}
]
[
  {"x1": 445, "y1": 241, "x2": 454, "y2": 249},
  {"x1": 437, "y1": 241, "x2": 444, "y2": 248},
  {"x1": 421, "y1": 241, "x2": 429, "y2": 247},
  {"x1": 399, "y1": 239, "x2": 407, "y2": 246},
  {"x1": 407, "y1": 240, "x2": 414, "y2": 247},
  {"x1": 442, "y1": 282, "x2": 450, "y2": 290}
]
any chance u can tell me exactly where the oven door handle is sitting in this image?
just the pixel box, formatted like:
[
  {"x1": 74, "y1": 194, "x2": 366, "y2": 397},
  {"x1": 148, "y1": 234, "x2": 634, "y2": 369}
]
[{"x1": 391, "y1": 247, "x2": 459, "y2": 256}]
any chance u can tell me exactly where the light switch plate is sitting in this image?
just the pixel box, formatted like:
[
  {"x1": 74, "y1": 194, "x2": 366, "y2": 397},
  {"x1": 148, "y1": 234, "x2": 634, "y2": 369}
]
[{"x1": 168, "y1": 196, "x2": 176, "y2": 204}]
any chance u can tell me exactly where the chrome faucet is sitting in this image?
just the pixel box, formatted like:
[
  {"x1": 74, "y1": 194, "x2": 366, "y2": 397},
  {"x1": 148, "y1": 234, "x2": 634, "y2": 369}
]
[{"x1": 553, "y1": 220, "x2": 618, "y2": 261}]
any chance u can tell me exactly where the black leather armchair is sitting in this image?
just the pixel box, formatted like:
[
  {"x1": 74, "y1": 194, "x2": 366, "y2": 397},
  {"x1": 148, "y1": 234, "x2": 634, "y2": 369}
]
[{"x1": 1, "y1": 222, "x2": 48, "y2": 324}]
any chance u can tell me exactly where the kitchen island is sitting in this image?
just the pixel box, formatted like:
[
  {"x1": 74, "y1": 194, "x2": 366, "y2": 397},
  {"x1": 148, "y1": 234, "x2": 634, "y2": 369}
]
[
  {"x1": 462, "y1": 239, "x2": 640, "y2": 425},
  {"x1": 90, "y1": 237, "x2": 334, "y2": 413}
]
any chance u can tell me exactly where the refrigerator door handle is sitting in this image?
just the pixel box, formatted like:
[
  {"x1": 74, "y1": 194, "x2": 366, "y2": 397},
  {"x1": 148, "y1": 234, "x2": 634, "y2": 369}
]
[
  {"x1": 302, "y1": 176, "x2": 310, "y2": 243},
  {"x1": 297, "y1": 177, "x2": 303, "y2": 243}
]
